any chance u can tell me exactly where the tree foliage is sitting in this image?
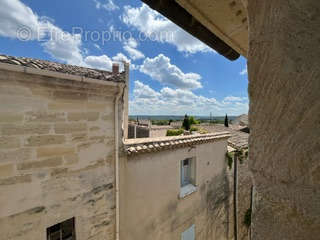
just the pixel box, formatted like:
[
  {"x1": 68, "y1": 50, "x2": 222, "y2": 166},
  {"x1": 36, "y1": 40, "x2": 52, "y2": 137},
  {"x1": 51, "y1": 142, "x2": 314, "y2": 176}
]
[
  {"x1": 166, "y1": 129, "x2": 184, "y2": 136},
  {"x1": 182, "y1": 114, "x2": 191, "y2": 130},
  {"x1": 224, "y1": 114, "x2": 229, "y2": 127}
]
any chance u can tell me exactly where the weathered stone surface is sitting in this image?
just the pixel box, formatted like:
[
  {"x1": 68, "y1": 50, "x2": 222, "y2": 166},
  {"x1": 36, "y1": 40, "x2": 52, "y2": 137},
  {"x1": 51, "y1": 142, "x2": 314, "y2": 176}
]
[
  {"x1": 37, "y1": 146, "x2": 75, "y2": 158},
  {"x1": 24, "y1": 135, "x2": 66, "y2": 146},
  {"x1": 1, "y1": 124, "x2": 50, "y2": 135},
  {"x1": 0, "y1": 164, "x2": 15, "y2": 179},
  {"x1": 0, "y1": 148, "x2": 33, "y2": 163},
  {"x1": 53, "y1": 90, "x2": 87, "y2": 101},
  {"x1": 0, "y1": 136, "x2": 20, "y2": 149},
  {"x1": 17, "y1": 157, "x2": 63, "y2": 170},
  {"x1": 63, "y1": 153, "x2": 79, "y2": 165},
  {"x1": 247, "y1": 0, "x2": 320, "y2": 239},
  {"x1": 0, "y1": 113, "x2": 23, "y2": 123},
  {"x1": 68, "y1": 112, "x2": 100, "y2": 121},
  {"x1": 25, "y1": 111, "x2": 66, "y2": 122},
  {"x1": 54, "y1": 122, "x2": 87, "y2": 134},
  {"x1": 0, "y1": 174, "x2": 32, "y2": 185},
  {"x1": 48, "y1": 102, "x2": 85, "y2": 111},
  {"x1": 70, "y1": 133, "x2": 88, "y2": 143}
]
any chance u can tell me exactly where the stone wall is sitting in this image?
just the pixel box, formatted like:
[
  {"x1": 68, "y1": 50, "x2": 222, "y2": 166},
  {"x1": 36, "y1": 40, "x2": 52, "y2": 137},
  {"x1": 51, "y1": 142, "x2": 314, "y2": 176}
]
[
  {"x1": 247, "y1": 0, "x2": 320, "y2": 239},
  {"x1": 0, "y1": 69, "x2": 120, "y2": 240},
  {"x1": 120, "y1": 140, "x2": 234, "y2": 240},
  {"x1": 237, "y1": 156, "x2": 252, "y2": 240}
]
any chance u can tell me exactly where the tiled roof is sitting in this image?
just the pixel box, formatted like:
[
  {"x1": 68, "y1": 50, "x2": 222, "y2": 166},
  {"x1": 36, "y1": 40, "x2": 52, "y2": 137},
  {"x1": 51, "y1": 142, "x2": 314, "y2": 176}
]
[
  {"x1": 198, "y1": 124, "x2": 249, "y2": 150},
  {"x1": 228, "y1": 130, "x2": 248, "y2": 150},
  {"x1": 124, "y1": 132, "x2": 231, "y2": 155},
  {"x1": 0, "y1": 54, "x2": 125, "y2": 82}
]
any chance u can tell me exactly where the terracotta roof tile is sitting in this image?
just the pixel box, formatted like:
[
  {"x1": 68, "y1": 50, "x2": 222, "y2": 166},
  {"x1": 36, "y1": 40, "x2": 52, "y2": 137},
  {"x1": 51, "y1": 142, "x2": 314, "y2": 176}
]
[
  {"x1": 124, "y1": 132, "x2": 231, "y2": 155},
  {"x1": 0, "y1": 54, "x2": 125, "y2": 82}
]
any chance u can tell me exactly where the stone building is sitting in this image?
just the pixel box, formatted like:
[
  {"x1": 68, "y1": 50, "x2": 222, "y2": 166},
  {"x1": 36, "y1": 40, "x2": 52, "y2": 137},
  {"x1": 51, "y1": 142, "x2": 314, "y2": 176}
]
[
  {"x1": 0, "y1": 55, "x2": 235, "y2": 240},
  {"x1": 121, "y1": 132, "x2": 233, "y2": 240},
  {"x1": 0, "y1": 55, "x2": 128, "y2": 240}
]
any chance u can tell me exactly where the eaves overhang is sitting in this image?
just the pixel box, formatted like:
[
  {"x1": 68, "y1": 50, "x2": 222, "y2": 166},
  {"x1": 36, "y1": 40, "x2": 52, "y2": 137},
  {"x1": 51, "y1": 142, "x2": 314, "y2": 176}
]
[{"x1": 141, "y1": 0, "x2": 241, "y2": 61}]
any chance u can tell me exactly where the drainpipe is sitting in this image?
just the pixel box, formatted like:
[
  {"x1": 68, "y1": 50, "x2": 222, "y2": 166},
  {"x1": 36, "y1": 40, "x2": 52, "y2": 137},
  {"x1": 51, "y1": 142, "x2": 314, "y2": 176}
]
[
  {"x1": 115, "y1": 89, "x2": 121, "y2": 240},
  {"x1": 114, "y1": 61, "x2": 129, "y2": 240},
  {"x1": 113, "y1": 63, "x2": 122, "y2": 240},
  {"x1": 234, "y1": 152, "x2": 238, "y2": 240}
]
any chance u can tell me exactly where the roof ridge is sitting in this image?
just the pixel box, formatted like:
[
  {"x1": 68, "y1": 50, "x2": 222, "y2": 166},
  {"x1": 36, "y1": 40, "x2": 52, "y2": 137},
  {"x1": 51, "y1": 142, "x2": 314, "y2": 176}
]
[
  {"x1": 124, "y1": 132, "x2": 231, "y2": 155},
  {"x1": 0, "y1": 54, "x2": 125, "y2": 83}
]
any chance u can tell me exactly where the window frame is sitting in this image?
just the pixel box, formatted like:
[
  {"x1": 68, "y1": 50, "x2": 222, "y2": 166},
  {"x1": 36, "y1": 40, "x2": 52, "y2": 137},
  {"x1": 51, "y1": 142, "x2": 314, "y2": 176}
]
[
  {"x1": 181, "y1": 224, "x2": 195, "y2": 240},
  {"x1": 47, "y1": 217, "x2": 76, "y2": 240},
  {"x1": 180, "y1": 157, "x2": 197, "y2": 198}
]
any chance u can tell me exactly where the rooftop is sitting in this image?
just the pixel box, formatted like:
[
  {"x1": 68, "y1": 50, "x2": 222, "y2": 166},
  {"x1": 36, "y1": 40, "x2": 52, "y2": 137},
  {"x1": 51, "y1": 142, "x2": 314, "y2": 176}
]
[
  {"x1": 198, "y1": 124, "x2": 249, "y2": 150},
  {"x1": 124, "y1": 132, "x2": 231, "y2": 155},
  {"x1": 0, "y1": 54, "x2": 125, "y2": 83}
]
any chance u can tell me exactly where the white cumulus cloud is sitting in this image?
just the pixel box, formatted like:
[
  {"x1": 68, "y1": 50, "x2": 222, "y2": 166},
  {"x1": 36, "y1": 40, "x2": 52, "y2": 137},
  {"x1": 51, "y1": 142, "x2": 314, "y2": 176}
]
[
  {"x1": 223, "y1": 96, "x2": 246, "y2": 102},
  {"x1": 84, "y1": 55, "x2": 113, "y2": 70},
  {"x1": 122, "y1": 4, "x2": 212, "y2": 54},
  {"x1": 140, "y1": 54, "x2": 202, "y2": 90},
  {"x1": 130, "y1": 81, "x2": 248, "y2": 116},
  {"x1": 123, "y1": 38, "x2": 145, "y2": 60},
  {"x1": 0, "y1": 0, "x2": 84, "y2": 65},
  {"x1": 93, "y1": 0, "x2": 119, "y2": 11},
  {"x1": 0, "y1": 0, "x2": 136, "y2": 71},
  {"x1": 240, "y1": 67, "x2": 248, "y2": 75},
  {"x1": 0, "y1": 0, "x2": 42, "y2": 40}
]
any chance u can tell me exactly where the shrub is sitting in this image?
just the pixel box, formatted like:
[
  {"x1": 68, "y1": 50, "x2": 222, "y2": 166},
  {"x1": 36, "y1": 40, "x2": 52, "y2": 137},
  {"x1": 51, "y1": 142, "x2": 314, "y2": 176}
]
[
  {"x1": 226, "y1": 152, "x2": 234, "y2": 170},
  {"x1": 244, "y1": 208, "x2": 252, "y2": 227},
  {"x1": 190, "y1": 126, "x2": 198, "y2": 132},
  {"x1": 166, "y1": 129, "x2": 184, "y2": 136},
  {"x1": 199, "y1": 128, "x2": 208, "y2": 134}
]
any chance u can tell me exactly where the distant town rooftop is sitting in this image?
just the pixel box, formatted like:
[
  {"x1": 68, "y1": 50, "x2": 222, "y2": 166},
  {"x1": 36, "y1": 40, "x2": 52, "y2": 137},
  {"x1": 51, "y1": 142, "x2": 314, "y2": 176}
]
[{"x1": 0, "y1": 54, "x2": 125, "y2": 83}]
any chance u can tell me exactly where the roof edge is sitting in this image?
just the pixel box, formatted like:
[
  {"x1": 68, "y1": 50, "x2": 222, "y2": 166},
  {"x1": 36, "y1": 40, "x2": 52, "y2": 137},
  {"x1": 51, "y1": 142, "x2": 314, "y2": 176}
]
[
  {"x1": 124, "y1": 132, "x2": 231, "y2": 155},
  {"x1": 0, "y1": 62, "x2": 123, "y2": 88}
]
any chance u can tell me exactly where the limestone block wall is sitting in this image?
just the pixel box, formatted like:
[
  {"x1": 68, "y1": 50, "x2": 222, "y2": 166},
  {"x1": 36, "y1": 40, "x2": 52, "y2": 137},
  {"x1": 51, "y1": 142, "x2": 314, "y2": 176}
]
[
  {"x1": 247, "y1": 0, "x2": 320, "y2": 239},
  {"x1": 120, "y1": 140, "x2": 234, "y2": 240},
  {"x1": 0, "y1": 69, "x2": 120, "y2": 240},
  {"x1": 237, "y1": 157, "x2": 253, "y2": 240}
]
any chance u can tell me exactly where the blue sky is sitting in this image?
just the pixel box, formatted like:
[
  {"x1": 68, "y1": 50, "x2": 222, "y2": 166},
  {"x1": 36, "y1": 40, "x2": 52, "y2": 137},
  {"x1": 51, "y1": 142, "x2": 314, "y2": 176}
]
[{"x1": 0, "y1": 0, "x2": 248, "y2": 116}]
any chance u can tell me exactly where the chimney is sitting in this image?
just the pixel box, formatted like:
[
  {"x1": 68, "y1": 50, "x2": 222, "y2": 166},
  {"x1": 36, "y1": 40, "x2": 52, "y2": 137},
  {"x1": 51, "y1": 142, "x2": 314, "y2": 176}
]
[{"x1": 112, "y1": 63, "x2": 119, "y2": 74}]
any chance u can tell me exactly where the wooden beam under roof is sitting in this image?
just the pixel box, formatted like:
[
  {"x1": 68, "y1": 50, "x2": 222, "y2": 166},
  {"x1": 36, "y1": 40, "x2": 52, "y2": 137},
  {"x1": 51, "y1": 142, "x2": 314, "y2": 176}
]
[{"x1": 141, "y1": 0, "x2": 240, "y2": 61}]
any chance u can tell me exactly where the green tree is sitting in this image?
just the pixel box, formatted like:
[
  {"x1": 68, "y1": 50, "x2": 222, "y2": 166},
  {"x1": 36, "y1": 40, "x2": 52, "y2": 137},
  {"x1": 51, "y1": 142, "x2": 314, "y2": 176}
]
[
  {"x1": 182, "y1": 114, "x2": 191, "y2": 130},
  {"x1": 189, "y1": 116, "x2": 199, "y2": 125},
  {"x1": 224, "y1": 114, "x2": 229, "y2": 127}
]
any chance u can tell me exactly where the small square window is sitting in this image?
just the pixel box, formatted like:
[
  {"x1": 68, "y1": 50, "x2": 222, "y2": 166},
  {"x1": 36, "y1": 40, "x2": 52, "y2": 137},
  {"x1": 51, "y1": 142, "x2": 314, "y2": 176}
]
[
  {"x1": 181, "y1": 224, "x2": 195, "y2": 240},
  {"x1": 180, "y1": 158, "x2": 197, "y2": 198},
  {"x1": 181, "y1": 158, "x2": 195, "y2": 187},
  {"x1": 47, "y1": 217, "x2": 76, "y2": 240}
]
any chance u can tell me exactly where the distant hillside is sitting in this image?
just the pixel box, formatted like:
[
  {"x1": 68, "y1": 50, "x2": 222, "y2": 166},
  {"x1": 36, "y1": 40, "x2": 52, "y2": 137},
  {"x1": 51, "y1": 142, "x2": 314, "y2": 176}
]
[{"x1": 129, "y1": 115, "x2": 237, "y2": 121}]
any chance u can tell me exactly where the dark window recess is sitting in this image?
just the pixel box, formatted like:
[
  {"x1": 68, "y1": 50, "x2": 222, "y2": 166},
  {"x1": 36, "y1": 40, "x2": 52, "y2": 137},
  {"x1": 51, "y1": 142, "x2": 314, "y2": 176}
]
[{"x1": 47, "y1": 217, "x2": 76, "y2": 240}]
